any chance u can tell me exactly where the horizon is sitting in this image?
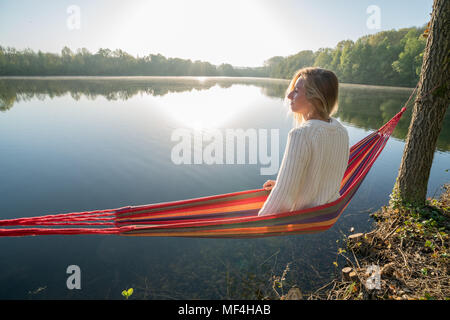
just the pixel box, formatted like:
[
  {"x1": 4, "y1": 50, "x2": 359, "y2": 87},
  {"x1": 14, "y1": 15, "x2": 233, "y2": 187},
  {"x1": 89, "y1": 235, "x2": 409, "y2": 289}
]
[{"x1": 0, "y1": 0, "x2": 433, "y2": 67}]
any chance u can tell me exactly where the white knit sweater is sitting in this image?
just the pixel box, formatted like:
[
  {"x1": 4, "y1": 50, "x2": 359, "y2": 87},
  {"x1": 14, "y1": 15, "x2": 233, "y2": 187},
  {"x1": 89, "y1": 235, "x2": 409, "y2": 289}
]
[{"x1": 258, "y1": 117, "x2": 349, "y2": 216}]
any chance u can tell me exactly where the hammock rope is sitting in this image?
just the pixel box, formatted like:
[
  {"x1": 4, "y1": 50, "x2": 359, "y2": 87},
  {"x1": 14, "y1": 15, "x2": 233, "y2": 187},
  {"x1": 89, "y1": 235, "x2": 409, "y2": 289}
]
[{"x1": 0, "y1": 86, "x2": 419, "y2": 238}]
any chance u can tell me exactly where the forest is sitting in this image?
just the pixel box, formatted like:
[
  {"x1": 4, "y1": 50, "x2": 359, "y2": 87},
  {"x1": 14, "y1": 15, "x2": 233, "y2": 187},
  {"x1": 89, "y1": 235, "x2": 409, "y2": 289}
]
[{"x1": 0, "y1": 26, "x2": 426, "y2": 87}]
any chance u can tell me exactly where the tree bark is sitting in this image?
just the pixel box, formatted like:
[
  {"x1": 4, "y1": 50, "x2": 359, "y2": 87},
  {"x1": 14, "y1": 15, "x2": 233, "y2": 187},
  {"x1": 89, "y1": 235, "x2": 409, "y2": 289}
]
[{"x1": 392, "y1": 0, "x2": 450, "y2": 206}]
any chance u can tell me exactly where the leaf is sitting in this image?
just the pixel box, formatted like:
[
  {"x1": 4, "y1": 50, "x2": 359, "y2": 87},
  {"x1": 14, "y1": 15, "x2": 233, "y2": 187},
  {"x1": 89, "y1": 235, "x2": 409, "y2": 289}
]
[{"x1": 122, "y1": 288, "x2": 133, "y2": 299}]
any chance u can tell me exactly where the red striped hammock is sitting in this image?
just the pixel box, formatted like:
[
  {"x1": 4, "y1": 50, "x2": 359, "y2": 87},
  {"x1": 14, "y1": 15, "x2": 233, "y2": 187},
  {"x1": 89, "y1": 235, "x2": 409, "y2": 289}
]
[{"x1": 0, "y1": 107, "x2": 407, "y2": 238}]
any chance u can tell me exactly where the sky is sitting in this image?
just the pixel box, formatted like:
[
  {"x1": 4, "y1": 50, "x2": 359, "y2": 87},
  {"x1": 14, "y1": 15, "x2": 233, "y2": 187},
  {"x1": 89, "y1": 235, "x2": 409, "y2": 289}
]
[{"x1": 0, "y1": 0, "x2": 433, "y2": 67}]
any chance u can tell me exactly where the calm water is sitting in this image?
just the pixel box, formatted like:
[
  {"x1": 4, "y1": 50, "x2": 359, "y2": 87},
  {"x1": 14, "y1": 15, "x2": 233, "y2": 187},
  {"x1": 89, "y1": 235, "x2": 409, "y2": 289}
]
[{"x1": 0, "y1": 77, "x2": 449, "y2": 299}]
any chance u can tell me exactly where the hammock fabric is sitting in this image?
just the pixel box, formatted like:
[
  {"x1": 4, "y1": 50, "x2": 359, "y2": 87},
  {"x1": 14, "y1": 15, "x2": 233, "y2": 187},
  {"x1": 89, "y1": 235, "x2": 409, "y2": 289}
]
[{"x1": 0, "y1": 107, "x2": 408, "y2": 238}]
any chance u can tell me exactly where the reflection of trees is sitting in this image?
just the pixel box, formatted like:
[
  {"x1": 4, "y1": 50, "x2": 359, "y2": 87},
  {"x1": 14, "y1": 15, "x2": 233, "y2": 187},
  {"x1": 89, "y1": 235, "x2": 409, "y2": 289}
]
[
  {"x1": 0, "y1": 77, "x2": 287, "y2": 106},
  {"x1": 338, "y1": 86, "x2": 413, "y2": 130},
  {"x1": 259, "y1": 81, "x2": 288, "y2": 99},
  {"x1": 338, "y1": 85, "x2": 449, "y2": 151},
  {"x1": 0, "y1": 77, "x2": 448, "y2": 151},
  {"x1": 0, "y1": 95, "x2": 16, "y2": 111}
]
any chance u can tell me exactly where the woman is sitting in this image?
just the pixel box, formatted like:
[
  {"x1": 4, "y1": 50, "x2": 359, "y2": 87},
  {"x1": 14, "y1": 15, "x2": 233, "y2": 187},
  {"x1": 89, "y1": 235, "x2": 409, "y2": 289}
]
[{"x1": 258, "y1": 67, "x2": 349, "y2": 216}]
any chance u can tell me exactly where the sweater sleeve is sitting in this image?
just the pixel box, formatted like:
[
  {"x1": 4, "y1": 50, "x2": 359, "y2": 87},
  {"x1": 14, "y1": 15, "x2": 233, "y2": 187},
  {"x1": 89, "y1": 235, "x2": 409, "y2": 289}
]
[{"x1": 258, "y1": 128, "x2": 311, "y2": 216}]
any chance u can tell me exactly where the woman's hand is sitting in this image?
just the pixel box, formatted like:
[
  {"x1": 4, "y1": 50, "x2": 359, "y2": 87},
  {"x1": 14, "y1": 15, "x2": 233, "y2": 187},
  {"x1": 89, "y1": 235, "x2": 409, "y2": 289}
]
[{"x1": 263, "y1": 180, "x2": 276, "y2": 191}]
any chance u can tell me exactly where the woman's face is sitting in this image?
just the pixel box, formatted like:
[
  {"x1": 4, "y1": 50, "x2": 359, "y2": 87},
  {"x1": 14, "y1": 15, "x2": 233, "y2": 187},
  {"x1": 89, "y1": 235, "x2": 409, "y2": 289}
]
[{"x1": 287, "y1": 77, "x2": 314, "y2": 114}]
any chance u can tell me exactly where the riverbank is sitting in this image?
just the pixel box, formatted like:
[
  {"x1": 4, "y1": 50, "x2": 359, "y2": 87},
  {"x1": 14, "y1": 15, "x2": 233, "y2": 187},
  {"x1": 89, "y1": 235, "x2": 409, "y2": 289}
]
[{"x1": 306, "y1": 184, "x2": 449, "y2": 300}]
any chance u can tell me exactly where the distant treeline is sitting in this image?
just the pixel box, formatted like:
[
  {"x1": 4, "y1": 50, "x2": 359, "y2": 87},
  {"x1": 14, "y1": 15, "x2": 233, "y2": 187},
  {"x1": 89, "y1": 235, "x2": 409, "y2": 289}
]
[
  {"x1": 0, "y1": 26, "x2": 426, "y2": 87},
  {"x1": 0, "y1": 46, "x2": 267, "y2": 78}
]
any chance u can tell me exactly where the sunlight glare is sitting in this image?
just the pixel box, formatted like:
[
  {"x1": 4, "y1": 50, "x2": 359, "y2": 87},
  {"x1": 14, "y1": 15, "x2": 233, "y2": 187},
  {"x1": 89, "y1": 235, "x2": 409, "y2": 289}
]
[
  {"x1": 117, "y1": 0, "x2": 294, "y2": 67},
  {"x1": 153, "y1": 84, "x2": 261, "y2": 130}
]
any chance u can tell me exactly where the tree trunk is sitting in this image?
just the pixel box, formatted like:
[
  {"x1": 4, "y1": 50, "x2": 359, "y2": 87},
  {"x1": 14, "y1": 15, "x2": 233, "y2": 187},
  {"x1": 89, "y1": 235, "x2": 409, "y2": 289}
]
[{"x1": 392, "y1": 0, "x2": 450, "y2": 207}]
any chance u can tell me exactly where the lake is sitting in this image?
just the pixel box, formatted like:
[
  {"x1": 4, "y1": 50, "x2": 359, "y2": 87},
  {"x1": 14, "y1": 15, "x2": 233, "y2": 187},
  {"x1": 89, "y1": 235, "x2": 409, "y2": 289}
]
[{"x1": 0, "y1": 76, "x2": 449, "y2": 299}]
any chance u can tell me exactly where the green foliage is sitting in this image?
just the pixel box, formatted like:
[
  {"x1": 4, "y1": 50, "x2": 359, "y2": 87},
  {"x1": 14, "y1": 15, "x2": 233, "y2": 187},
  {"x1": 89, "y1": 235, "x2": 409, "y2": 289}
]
[
  {"x1": 392, "y1": 29, "x2": 426, "y2": 86},
  {"x1": 266, "y1": 26, "x2": 426, "y2": 87},
  {"x1": 0, "y1": 46, "x2": 265, "y2": 77},
  {"x1": 420, "y1": 292, "x2": 435, "y2": 300},
  {"x1": 121, "y1": 288, "x2": 134, "y2": 299},
  {"x1": 388, "y1": 197, "x2": 449, "y2": 262}
]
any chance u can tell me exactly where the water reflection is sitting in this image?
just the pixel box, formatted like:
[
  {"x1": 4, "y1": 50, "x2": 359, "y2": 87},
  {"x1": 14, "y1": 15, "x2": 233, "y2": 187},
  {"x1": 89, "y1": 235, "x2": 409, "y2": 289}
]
[{"x1": 1, "y1": 77, "x2": 448, "y2": 151}]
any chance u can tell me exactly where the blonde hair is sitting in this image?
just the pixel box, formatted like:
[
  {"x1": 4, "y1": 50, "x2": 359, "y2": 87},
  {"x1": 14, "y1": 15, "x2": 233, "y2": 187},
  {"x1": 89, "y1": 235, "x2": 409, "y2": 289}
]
[{"x1": 286, "y1": 67, "x2": 339, "y2": 126}]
